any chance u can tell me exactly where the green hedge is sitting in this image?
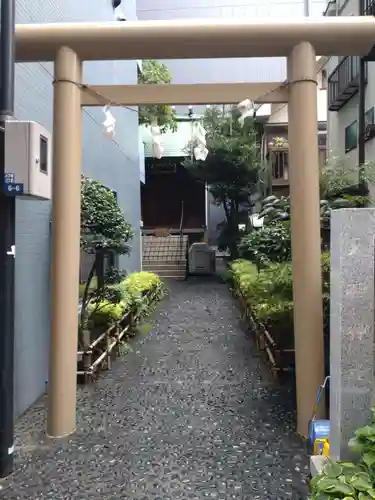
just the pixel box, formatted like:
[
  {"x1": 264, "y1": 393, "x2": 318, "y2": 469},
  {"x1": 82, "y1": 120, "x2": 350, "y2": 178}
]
[
  {"x1": 230, "y1": 253, "x2": 330, "y2": 350},
  {"x1": 87, "y1": 271, "x2": 165, "y2": 328},
  {"x1": 238, "y1": 222, "x2": 292, "y2": 266}
]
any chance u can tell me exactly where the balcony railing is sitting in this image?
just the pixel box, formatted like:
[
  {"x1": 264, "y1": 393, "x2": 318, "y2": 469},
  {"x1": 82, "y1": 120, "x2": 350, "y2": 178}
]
[
  {"x1": 364, "y1": 0, "x2": 375, "y2": 15},
  {"x1": 328, "y1": 56, "x2": 367, "y2": 111}
]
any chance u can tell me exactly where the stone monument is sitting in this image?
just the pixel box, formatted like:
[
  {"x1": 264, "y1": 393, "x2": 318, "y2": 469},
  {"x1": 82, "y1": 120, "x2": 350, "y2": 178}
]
[{"x1": 330, "y1": 208, "x2": 375, "y2": 460}]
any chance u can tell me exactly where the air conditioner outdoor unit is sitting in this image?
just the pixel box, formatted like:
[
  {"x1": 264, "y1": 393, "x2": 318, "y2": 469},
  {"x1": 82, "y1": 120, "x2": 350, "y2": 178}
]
[{"x1": 4, "y1": 120, "x2": 52, "y2": 200}]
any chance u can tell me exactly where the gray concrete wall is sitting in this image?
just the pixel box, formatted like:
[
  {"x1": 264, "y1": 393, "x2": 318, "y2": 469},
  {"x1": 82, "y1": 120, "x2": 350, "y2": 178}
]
[{"x1": 13, "y1": 0, "x2": 141, "y2": 417}]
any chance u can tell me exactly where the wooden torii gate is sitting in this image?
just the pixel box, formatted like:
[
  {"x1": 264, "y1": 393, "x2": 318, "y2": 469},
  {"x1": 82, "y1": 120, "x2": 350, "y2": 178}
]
[{"x1": 15, "y1": 17, "x2": 375, "y2": 438}]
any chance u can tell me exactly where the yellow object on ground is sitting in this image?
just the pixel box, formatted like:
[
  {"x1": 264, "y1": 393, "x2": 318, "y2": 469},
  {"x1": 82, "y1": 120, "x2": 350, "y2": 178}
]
[{"x1": 314, "y1": 438, "x2": 330, "y2": 456}]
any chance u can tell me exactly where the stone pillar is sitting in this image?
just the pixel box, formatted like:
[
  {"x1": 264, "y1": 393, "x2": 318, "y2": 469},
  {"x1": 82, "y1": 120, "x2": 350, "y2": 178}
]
[
  {"x1": 287, "y1": 42, "x2": 325, "y2": 436},
  {"x1": 47, "y1": 47, "x2": 82, "y2": 438},
  {"x1": 330, "y1": 208, "x2": 375, "y2": 460}
]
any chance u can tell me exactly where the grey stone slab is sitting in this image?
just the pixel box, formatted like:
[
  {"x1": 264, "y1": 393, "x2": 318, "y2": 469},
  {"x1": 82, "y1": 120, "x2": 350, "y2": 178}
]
[
  {"x1": 310, "y1": 455, "x2": 328, "y2": 477},
  {"x1": 1, "y1": 278, "x2": 308, "y2": 499},
  {"x1": 330, "y1": 209, "x2": 375, "y2": 460}
]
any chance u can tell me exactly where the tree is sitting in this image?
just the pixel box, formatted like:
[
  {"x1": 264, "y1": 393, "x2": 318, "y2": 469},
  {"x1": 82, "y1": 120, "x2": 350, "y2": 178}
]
[
  {"x1": 184, "y1": 105, "x2": 264, "y2": 258},
  {"x1": 80, "y1": 175, "x2": 133, "y2": 329},
  {"x1": 138, "y1": 60, "x2": 177, "y2": 133}
]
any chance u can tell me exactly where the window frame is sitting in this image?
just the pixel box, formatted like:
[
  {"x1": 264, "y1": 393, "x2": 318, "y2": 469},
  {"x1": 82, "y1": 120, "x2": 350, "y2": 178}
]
[
  {"x1": 344, "y1": 120, "x2": 358, "y2": 153},
  {"x1": 365, "y1": 107, "x2": 374, "y2": 128},
  {"x1": 320, "y1": 69, "x2": 328, "y2": 90}
]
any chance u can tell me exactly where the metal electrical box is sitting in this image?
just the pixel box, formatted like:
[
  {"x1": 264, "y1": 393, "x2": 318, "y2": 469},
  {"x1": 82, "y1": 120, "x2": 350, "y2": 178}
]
[
  {"x1": 4, "y1": 120, "x2": 52, "y2": 200},
  {"x1": 188, "y1": 242, "x2": 215, "y2": 275}
]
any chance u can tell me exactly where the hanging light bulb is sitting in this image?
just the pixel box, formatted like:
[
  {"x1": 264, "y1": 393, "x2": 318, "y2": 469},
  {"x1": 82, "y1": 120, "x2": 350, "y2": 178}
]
[
  {"x1": 103, "y1": 105, "x2": 116, "y2": 139},
  {"x1": 237, "y1": 98, "x2": 254, "y2": 126}
]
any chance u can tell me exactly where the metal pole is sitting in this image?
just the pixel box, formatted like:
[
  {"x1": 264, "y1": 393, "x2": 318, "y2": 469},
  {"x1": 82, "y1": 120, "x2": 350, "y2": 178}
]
[
  {"x1": 0, "y1": 0, "x2": 16, "y2": 479},
  {"x1": 358, "y1": 0, "x2": 366, "y2": 187}
]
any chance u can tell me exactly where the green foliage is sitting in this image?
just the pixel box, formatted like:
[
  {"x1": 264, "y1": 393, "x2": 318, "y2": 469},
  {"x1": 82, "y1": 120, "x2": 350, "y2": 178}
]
[
  {"x1": 257, "y1": 157, "x2": 372, "y2": 231},
  {"x1": 230, "y1": 259, "x2": 294, "y2": 344},
  {"x1": 230, "y1": 253, "x2": 330, "y2": 347},
  {"x1": 183, "y1": 105, "x2": 263, "y2": 258},
  {"x1": 321, "y1": 252, "x2": 330, "y2": 293},
  {"x1": 124, "y1": 271, "x2": 162, "y2": 295},
  {"x1": 87, "y1": 271, "x2": 166, "y2": 328},
  {"x1": 310, "y1": 409, "x2": 375, "y2": 499},
  {"x1": 81, "y1": 175, "x2": 133, "y2": 255},
  {"x1": 88, "y1": 300, "x2": 124, "y2": 326},
  {"x1": 238, "y1": 222, "x2": 292, "y2": 267},
  {"x1": 138, "y1": 60, "x2": 177, "y2": 133},
  {"x1": 320, "y1": 156, "x2": 375, "y2": 200},
  {"x1": 104, "y1": 267, "x2": 128, "y2": 285}
]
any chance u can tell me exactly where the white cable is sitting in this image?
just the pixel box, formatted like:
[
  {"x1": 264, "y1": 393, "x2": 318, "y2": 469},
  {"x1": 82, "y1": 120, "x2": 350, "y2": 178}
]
[{"x1": 102, "y1": 105, "x2": 116, "y2": 139}]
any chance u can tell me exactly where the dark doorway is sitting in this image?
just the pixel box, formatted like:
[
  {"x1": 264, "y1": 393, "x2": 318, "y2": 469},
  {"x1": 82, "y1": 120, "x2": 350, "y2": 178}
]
[{"x1": 141, "y1": 158, "x2": 206, "y2": 231}]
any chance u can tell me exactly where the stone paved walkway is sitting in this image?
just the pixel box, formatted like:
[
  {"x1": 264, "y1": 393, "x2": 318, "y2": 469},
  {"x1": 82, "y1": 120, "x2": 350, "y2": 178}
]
[{"x1": 1, "y1": 278, "x2": 309, "y2": 499}]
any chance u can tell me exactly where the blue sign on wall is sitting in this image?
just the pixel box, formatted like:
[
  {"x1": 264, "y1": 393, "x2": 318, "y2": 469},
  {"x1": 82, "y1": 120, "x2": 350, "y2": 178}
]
[
  {"x1": 4, "y1": 172, "x2": 15, "y2": 184},
  {"x1": 4, "y1": 183, "x2": 24, "y2": 196}
]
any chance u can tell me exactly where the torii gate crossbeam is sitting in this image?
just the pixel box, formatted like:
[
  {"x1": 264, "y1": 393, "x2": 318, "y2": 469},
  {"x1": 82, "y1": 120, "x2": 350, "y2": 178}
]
[{"x1": 14, "y1": 17, "x2": 374, "y2": 439}]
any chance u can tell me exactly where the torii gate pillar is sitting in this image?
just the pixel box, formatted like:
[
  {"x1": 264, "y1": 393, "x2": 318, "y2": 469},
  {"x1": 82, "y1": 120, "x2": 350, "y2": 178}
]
[
  {"x1": 287, "y1": 41, "x2": 325, "y2": 436},
  {"x1": 47, "y1": 46, "x2": 82, "y2": 438}
]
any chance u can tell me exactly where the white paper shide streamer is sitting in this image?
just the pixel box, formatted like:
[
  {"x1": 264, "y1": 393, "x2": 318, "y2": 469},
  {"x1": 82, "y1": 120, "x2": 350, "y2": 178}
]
[
  {"x1": 237, "y1": 98, "x2": 254, "y2": 127},
  {"x1": 103, "y1": 105, "x2": 116, "y2": 139},
  {"x1": 114, "y1": 5, "x2": 126, "y2": 21},
  {"x1": 192, "y1": 121, "x2": 208, "y2": 161},
  {"x1": 150, "y1": 120, "x2": 164, "y2": 159}
]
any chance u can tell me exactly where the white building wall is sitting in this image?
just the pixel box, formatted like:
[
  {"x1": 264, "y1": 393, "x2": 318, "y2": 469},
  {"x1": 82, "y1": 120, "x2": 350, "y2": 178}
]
[
  {"x1": 326, "y1": 60, "x2": 375, "y2": 166},
  {"x1": 267, "y1": 68, "x2": 327, "y2": 125},
  {"x1": 339, "y1": 0, "x2": 359, "y2": 15},
  {"x1": 324, "y1": 0, "x2": 375, "y2": 166}
]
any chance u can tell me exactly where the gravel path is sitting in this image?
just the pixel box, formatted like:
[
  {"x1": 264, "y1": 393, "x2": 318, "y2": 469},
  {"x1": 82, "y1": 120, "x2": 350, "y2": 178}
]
[{"x1": 1, "y1": 277, "x2": 309, "y2": 499}]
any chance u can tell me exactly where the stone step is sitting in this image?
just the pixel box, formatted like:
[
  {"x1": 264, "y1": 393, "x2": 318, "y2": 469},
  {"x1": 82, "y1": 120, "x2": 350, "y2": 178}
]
[
  {"x1": 142, "y1": 259, "x2": 186, "y2": 267},
  {"x1": 143, "y1": 256, "x2": 186, "y2": 261},
  {"x1": 143, "y1": 267, "x2": 186, "y2": 280},
  {"x1": 143, "y1": 264, "x2": 185, "y2": 271}
]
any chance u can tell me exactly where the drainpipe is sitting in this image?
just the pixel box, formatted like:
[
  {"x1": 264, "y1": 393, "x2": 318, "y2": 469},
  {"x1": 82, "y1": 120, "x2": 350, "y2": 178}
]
[
  {"x1": 358, "y1": 0, "x2": 366, "y2": 190},
  {"x1": 0, "y1": 0, "x2": 16, "y2": 479},
  {"x1": 304, "y1": 0, "x2": 310, "y2": 16}
]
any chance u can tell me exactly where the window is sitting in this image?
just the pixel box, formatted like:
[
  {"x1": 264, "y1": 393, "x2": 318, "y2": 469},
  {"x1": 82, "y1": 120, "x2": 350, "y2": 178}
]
[
  {"x1": 271, "y1": 150, "x2": 289, "y2": 181},
  {"x1": 365, "y1": 107, "x2": 374, "y2": 128},
  {"x1": 318, "y1": 131, "x2": 327, "y2": 147},
  {"x1": 344, "y1": 120, "x2": 357, "y2": 153},
  {"x1": 320, "y1": 69, "x2": 327, "y2": 90},
  {"x1": 39, "y1": 135, "x2": 48, "y2": 174}
]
